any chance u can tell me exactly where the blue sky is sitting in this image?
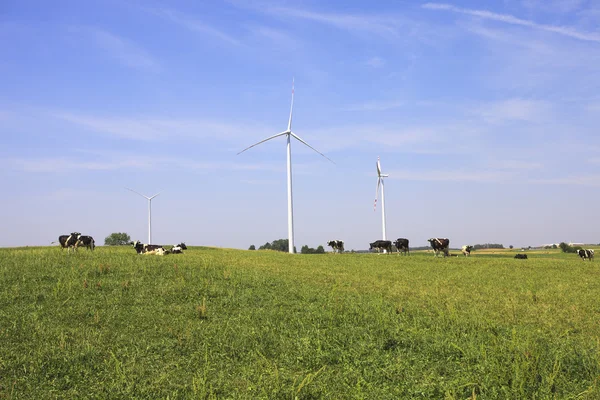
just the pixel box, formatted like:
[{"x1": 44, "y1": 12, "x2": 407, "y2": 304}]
[{"x1": 1, "y1": 0, "x2": 599, "y2": 250}]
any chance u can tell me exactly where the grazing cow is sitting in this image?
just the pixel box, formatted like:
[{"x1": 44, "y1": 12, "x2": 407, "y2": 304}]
[
  {"x1": 64, "y1": 232, "x2": 82, "y2": 252},
  {"x1": 75, "y1": 235, "x2": 95, "y2": 251},
  {"x1": 461, "y1": 245, "x2": 473, "y2": 257},
  {"x1": 577, "y1": 249, "x2": 594, "y2": 261},
  {"x1": 53, "y1": 235, "x2": 70, "y2": 250},
  {"x1": 178, "y1": 242, "x2": 188, "y2": 250},
  {"x1": 428, "y1": 238, "x2": 450, "y2": 257},
  {"x1": 370, "y1": 240, "x2": 393, "y2": 254},
  {"x1": 393, "y1": 238, "x2": 410, "y2": 255},
  {"x1": 514, "y1": 254, "x2": 528, "y2": 259},
  {"x1": 327, "y1": 240, "x2": 344, "y2": 253}
]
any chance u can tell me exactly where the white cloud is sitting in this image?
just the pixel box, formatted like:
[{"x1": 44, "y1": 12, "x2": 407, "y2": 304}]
[
  {"x1": 345, "y1": 100, "x2": 403, "y2": 111},
  {"x1": 366, "y1": 57, "x2": 385, "y2": 68},
  {"x1": 87, "y1": 28, "x2": 160, "y2": 71},
  {"x1": 266, "y1": 7, "x2": 402, "y2": 39},
  {"x1": 148, "y1": 8, "x2": 241, "y2": 46},
  {"x1": 423, "y1": 3, "x2": 600, "y2": 42},
  {"x1": 49, "y1": 112, "x2": 262, "y2": 142},
  {"x1": 474, "y1": 99, "x2": 552, "y2": 123}
]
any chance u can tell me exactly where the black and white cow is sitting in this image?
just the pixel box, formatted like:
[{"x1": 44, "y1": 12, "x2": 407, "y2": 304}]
[
  {"x1": 132, "y1": 240, "x2": 165, "y2": 255},
  {"x1": 514, "y1": 254, "x2": 528, "y2": 259},
  {"x1": 64, "y1": 232, "x2": 82, "y2": 252},
  {"x1": 54, "y1": 235, "x2": 70, "y2": 250},
  {"x1": 327, "y1": 240, "x2": 344, "y2": 253},
  {"x1": 75, "y1": 235, "x2": 95, "y2": 251},
  {"x1": 428, "y1": 238, "x2": 450, "y2": 257},
  {"x1": 171, "y1": 243, "x2": 187, "y2": 254},
  {"x1": 393, "y1": 238, "x2": 410, "y2": 255},
  {"x1": 461, "y1": 245, "x2": 473, "y2": 257},
  {"x1": 577, "y1": 249, "x2": 594, "y2": 261},
  {"x1": 370, "y1": 240, "x2": 393, "y2": 254}
]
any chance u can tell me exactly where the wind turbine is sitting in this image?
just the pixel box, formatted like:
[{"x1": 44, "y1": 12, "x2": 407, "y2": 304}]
[
  {"x1": 126, "y1": 188, "x2": 161, "y2": 244},
  {"x1": 238, "y1": 79, "x2": 334, "y2": 254},
  {"x1": 374, "y1": 157, "x2": 389, "y2": 246}
]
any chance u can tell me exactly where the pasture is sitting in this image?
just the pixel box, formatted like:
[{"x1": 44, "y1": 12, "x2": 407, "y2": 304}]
[{"x1": 1, "y1": 246, "x2": 599, "y2": 399}]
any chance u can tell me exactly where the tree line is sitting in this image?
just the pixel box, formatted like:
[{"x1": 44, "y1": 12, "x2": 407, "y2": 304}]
[{"x1": 248, "y1": 239, "x2": 324, "y2": 254}]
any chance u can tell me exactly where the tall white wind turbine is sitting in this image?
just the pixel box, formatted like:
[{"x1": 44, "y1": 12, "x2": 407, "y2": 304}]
[
  {"x1": 126, "y1": 188, "x2": 161, "y2": 244},
  {"x1": 374, "y1": 157, "x2": 389, "y2": 244},
  {"x1": 238, "y1": 79, "x2": 334, "y2": 254}
]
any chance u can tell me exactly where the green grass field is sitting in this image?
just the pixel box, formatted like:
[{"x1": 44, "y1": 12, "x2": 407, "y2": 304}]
[{"x1": 1, "y1": 246, "x2": 599, "y2": 399}]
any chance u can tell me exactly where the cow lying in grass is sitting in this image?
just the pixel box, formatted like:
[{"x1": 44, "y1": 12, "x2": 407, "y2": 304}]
[
  {"x1": 170, "y1": 243, "x2": 187, "y2": 254},
  {"x1": 133, "y1": 240, "x2": 167, "y2": 255}
]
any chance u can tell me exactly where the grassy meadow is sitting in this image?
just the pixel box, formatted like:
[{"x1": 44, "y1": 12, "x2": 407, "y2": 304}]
[{"x1": 1, "y1": 246, "x2": 600, "y2": 399}]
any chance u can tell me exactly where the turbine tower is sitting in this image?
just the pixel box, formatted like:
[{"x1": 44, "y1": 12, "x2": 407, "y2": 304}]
[
  {"x1": 126, "y1": 188, "x2": 161, "y2": 244},
  {"x1": 374, "y1": 156, "x2": 389, "y2": 244},
  {"x1": 238, "y1": 79, "x2": 334, "y2": 254}
]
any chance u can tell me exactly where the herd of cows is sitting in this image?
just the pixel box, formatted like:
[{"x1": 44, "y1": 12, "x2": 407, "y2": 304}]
[
  {"x1": 53, "y1": 232, "x2": 187, "y2": 256},
  {"x1": 53, "y1": 233, "x2": 595, "y2": 261}
]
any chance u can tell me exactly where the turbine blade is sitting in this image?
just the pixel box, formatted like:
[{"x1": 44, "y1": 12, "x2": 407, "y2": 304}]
[
  {"x1": 290, "y1": 132, "x2": 335, "y2": 164},
  {"x1": 377, "y1": 157, "x2": 381, "y2": 177},
  {"x1": 374, "y1": 178, "x2": 381, "y2": 211},
  {"x1": 237, "y1": 131, "x2": 289, "y2": 155},
  {"x1": 126, "y1": 187, "x2": 150, "y2": 200},
  {"x1": 149, "y1": 192, "x2": 161, "y2": 200},
  {"x1": 287, "y1": 77, "x2": 294, "y2": 132}
]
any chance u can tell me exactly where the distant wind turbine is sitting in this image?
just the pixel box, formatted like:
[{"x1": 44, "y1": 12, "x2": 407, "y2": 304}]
[
  {"x1": 126, "y1": 188, "x2": 161, "y2": 244},
  {"x1": 374, "y1": 157, "x2": 388, "y2": 245},
  {"x1": 238, "y1": 79, "x2": 334, "y2": 254}
]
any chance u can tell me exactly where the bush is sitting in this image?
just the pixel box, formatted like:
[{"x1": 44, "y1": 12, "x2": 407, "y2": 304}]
[
  {"x1": 559, "y1": 242, "x2": 581, "y2": 254},
  {"x1": 104, "y1": 232, "x2": 131, "y2": 246}
]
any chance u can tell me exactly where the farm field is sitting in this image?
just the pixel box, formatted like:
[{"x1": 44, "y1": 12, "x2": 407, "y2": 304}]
[{"x1": 1, "y1": 246, "x2": 600, "y2": 399}]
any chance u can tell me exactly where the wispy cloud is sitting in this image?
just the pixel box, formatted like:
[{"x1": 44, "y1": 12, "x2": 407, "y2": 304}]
[
  {"x1": 388, "y1": 168, "x2": 514, "y2": 183},
  {"x1": 49, "y1": 112, "x2": 261, "y2": 141},
  {"x1": 267, "y1": 7, "x2": 401, "y2": 38},
  {"x1": 531, "y1": 175, "x2": 600, "y2": 186},
  {"x1": 6, "y1": 154, "x2": 282, "y2": 174},
  {"x1": 148, "y1": 8, "x2": 241, "y2": 46},
  {"x1": 365, "y1": 56, "x2": 385, "y2": 68},
  {"x1": 474, "y1": 99, "x2": 552, "y2": 123},
  {"x1": 84, "y1": 28, "x2": 160, "y2": 71},
  {"x1": 423, "y1": 3, "x2": 600, "y2": 42},
  {"x1": 344, "y1": 100, "x2": 403, "y2": 111}
]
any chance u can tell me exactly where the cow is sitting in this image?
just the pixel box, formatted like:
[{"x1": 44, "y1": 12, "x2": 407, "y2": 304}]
[
  {"x1": 171, "y1": 243, "x2": 187, "y2": 254},
  {"x1": 64, "y1": 232, "x2": 82, "y2": 252},
  {"x1": 53, "y1": 235, "x2": 70, "y2": 250},
  {"x1": 393, "y1": 238, "x2": 410, "y2": 255},
  {"x1": 428, "y1": 238, "x2": 450, "y2": 257},
  {"x1": 514, "y1": 254, "x2": 528, "y2": 259},
  {"x1": 144, "y1": 247, "x2": 167, "y2": 256},
  {"x1": 461, "y1": 245, "x2": 473, "y2": 257},
  {"x1": 327, "y1": 240, "x2": 344, "y2": 253},
  {"x1": 370, "y1": 240, "x2": 393, "y2": 254},
  {"x1": 75, "y1": 235, "x2": 95, "y2": 251},
  {"x1": 132, "y1": 240, "x2": 165, "y2": 255},
  {"x1": 577, "y1": 249, "x2": 594, "y2": 261}
]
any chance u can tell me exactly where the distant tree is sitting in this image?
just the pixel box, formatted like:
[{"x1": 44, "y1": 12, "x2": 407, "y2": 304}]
[
  {"x1": 559, "y1": 242, "x2": 578, "y2": 253},
  {"x1": 104, "y1": 232, "x2": 131, "y2": 246},
  {"x1": 473, "y1": 243, "x2": 504, "y2": 250},
  {"x1": 316, "y1": 245, "x2": 325, "y2": 254},
  {"x1": 259, "y1": 239, "x2": 296, "y2": 253},
  {"x1": 509, "y1": 245, "x2": 514, "y2": 249},
  {"x1": 248, "y1": 245, "x2": 256, "y2": 250},
  {"x1": 552, "y1": 244, "x2": 558, "y2": 249},
  {"x1": 259, "y1": 242, "x2": 272, "y2": 250}
]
